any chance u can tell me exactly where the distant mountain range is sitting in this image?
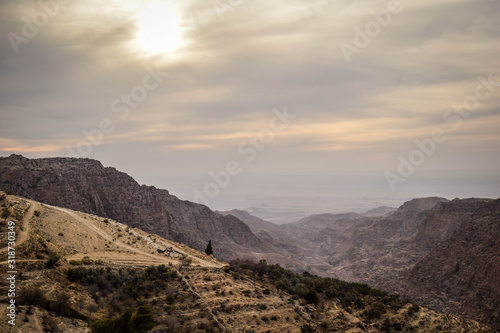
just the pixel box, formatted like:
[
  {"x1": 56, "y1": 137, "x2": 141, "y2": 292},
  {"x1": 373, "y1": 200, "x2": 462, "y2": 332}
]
[{"x1": 1, "y1": 154, "x2": 499, "y2": 330}]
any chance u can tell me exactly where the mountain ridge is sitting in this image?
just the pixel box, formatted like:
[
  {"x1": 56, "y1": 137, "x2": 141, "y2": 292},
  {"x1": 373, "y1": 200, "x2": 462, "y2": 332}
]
[{"x1": 0, "y1": 154, "x2": 278, "y2": 262}]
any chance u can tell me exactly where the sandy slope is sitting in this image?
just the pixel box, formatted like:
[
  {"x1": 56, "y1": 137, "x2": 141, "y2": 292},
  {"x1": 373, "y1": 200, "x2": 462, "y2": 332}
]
[{"x1": 45, "y1": 203, "x2": 223, "y2": 268}]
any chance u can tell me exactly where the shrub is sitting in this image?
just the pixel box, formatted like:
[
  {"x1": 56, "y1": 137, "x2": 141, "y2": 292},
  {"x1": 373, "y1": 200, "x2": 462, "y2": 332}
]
[
  {"x1": 229, "y1": 258, "x2": 399, "y2": 311},
  {"x1": 18, "y1": 286, "x2": 48, "y2": 308},
  {"x1": 46, "y1": 253, "x2": 61, "y2": 268},
  {"x1": 407, "y1": 303, "x2": 420, "y2": 315},
  {"x1": 363, "y1": 302, "x2": 386, "y2": 320},
  {"x1": 34, "y1": 210, "x2": 41, "y2": 217},
  {"x1": 42, "y1": 314, "x2": 59, "y2": 332},
  {"x1": 82, "y1": 256, "x2": 93, "y2": 265},
  {"x1": 130, "y1": 306, "x2": 155, "y2": 333},
  {"x1": 319, "y1": 322, "x2": 330, "y2": 331},
  {"x1": 301, "y1": 324, "x2": 315, "y2": 333},
  {"x1": 90, "y1": 307, "x2": 152, "y2": 333},
  {"x1": 50, "y1": 292, "x2": 73, "y2": 317},
  {"x1": 1, "y1": 208, "x2": 11, "y2": 221},
  {"x1": 305, "y1": 290, "x2": 319, "y2": 305}
]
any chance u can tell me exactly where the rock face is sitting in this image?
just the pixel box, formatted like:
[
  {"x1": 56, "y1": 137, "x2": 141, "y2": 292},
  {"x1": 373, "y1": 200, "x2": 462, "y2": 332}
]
[
  {"x1": 271, "y1": 197, "x2": 500, "y2": 330},
  {"x1": 279, "y1": 197, "x2": 449, "y2": 287},
  {"x1": 218, "y1": 209, "x2": 332, "y2": 272},
  {"x1": 0, "y1": 154, "x2": 273, "y2": 261},
  {"x1": 401, "y1": 199, "x2": 500, "y2": 330}
]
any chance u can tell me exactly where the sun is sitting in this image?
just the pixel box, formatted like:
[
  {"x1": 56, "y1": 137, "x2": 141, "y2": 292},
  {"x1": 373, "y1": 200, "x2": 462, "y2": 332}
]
[{"x1": 134, "y1": 1, "x2": 184, "y2": 55}]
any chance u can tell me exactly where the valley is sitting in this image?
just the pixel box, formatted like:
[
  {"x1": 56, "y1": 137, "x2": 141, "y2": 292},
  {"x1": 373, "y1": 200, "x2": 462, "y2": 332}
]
[
  {"x1": 0, "y1": 155, "x2": 499, "y2": 331},
  {"x1": 0, "y1": 192, "x2": 496, "y2": 332}
]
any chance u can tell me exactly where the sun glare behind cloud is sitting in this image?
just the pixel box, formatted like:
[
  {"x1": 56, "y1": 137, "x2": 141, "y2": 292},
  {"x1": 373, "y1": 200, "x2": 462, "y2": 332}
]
[{"x1": 134, "y1": 1, "x2": 184, "y2": 55}]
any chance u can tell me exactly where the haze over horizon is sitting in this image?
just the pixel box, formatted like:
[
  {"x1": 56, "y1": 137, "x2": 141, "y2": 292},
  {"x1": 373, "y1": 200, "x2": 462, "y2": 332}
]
[{"x1": 1, "y1": 0, "x2": 499, "y2": 217}]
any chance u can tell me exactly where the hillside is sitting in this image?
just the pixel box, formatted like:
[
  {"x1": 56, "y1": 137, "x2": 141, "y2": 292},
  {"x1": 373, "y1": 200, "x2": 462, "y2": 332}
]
[
  {"x1": 234, "y1": 197, "x2": 500, "y2": 330},
  {"x1": 0, "y1": 154, "x2": 286, "y2": 263},
  {"x1": 400, "y1": 199, "x2": 500, "y2": 330},
  {"x1": 0, "y1": 192, "x2": 496, "y2": 332}
]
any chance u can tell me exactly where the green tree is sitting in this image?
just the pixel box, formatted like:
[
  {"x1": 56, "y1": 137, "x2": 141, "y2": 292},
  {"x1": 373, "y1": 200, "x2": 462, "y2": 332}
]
[
  {"x1": 305, "y1": 290, "x2": 319, "y2": 304},
  {"x1": 114, "y1": 310, "x2": 132, "y2": 333},
  {"x1": 130, "y1": 306, "x2": 155, "y2": 333},
  {"x1": 205, "y1": 240, "x2": 213, "y2": 256}
]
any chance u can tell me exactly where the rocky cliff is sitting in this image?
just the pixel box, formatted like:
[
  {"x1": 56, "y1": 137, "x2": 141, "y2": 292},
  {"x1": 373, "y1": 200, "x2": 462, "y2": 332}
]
[
  {"x1": 400, "y1": 199, "x2": 500, "y2": 330},
  {"x1": 274, "y1": 197, "x2": 500, "y2": 329},
  {"x1": 0, "y1": 154, "x2": 273, "y2": 261}
]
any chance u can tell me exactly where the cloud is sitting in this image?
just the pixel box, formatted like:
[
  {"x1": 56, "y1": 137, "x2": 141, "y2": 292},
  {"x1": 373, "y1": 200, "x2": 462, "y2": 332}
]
[{"x1": 1, "y1": 0, "x2": 499, "y2": 204}]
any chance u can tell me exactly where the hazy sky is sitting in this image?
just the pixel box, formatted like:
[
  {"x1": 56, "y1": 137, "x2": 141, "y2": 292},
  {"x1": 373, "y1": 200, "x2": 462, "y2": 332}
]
[{"x1": 1, "y1": 0, "x2": 499, "y2": 214}]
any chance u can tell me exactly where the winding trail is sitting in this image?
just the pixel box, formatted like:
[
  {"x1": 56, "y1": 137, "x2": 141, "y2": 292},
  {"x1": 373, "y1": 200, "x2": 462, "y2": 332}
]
[
  {"x1": 45, "y1": 204, "x2": 222, "y2": 268},
  {"x1": 0, "y1": 200, "x2": 37, "y2": 254},
  {"x1": 1, "y1": 200, "x2": 38, "y2": 320}
]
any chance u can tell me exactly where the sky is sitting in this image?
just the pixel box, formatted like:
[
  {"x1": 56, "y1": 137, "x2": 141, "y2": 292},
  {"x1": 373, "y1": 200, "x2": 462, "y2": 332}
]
[{"x1": 1, "y1": 0, "x2": 500, "y2": 219}]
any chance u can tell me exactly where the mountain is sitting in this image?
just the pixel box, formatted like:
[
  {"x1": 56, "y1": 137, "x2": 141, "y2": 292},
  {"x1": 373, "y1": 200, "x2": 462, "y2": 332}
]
[
  {"x1": 261, "y1": 196, "x2": 500, "y2": 329},
  {"x1": 400, "y1": 199, "x2": 500, "y2": 330},
  {"x1": 0, "y1": 154, "x2": 276, "y2": 262},
  {"x1": 2, "y1": 154, "x2": 499, "y2": 330},
  {"x1": 294, "y1": 212, "x2": 362, "y2": 229},
  {"x1": 0, "y1": 192, "x2": 496, "y2": 332},
  {"x1": 218, "y1": 209, "x2": 332, "y2": 273},
  {"x1": 217, "y1": 209, "x2": 282, "y2": 234},
  {"x1": 362, "y1": 206, "x2": 397, "y2": 217}
]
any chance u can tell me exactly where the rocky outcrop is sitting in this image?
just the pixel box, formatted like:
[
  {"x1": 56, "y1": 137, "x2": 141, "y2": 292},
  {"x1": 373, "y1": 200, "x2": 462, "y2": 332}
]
[
  {"x1": 0, "y1": 154, "x2": 273, "y2": 260},
  {"x1": 400, "y1": 199, "x2": 500, "y2": 330},
  {"x1": 274, "y1": 196, "x2": 500, "y2": 329},
  {"x1": 283, "y1": 197, "x2": 449, "y2": 287},
  {"x1": 412, "y1": 198, "x2": 493, "y2": 253}
]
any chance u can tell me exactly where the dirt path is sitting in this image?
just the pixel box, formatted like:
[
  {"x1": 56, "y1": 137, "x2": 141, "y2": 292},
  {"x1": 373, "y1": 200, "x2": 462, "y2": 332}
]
[
  {"x1": 0, "y1": 201, "x2": 37, "y2": 254},
  {"x1": 47, "y1": 205, "x2": 221, "y2": 268}
]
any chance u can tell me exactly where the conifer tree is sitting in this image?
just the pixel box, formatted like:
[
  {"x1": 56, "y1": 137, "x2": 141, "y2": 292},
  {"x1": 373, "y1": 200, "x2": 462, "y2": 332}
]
[{"x1": 205, "y1": 240, "x2": 213, "y2": 256}]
